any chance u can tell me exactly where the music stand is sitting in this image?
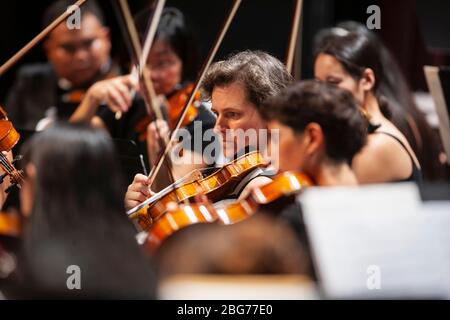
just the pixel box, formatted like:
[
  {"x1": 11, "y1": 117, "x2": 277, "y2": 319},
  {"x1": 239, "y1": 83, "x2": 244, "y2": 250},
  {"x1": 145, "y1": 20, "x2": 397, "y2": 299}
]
[
  {"x1": 301, "y1": 184, "x2": 450, "y2": 299},
  {"x1": 424, "y1": 66, "x2": 450, "y2": 165}
]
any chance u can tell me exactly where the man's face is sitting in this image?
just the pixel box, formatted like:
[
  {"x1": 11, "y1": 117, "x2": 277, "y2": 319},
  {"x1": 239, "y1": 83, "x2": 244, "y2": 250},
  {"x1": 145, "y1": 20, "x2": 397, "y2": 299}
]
[
  {"x1": 211, "y1": 82, "x2": 267, "y2": 159},
  {"x1": 44, "y1": 13, "x2": 111, "y2": 87}
]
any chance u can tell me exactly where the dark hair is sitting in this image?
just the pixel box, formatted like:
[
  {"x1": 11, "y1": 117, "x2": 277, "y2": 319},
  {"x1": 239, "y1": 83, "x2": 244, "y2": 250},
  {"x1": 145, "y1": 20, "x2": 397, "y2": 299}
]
[
  {"x1": 22, "y1": 123, "x2": 126, "y2": 223},
  {"x1": 261, "y1": 80, "x2": 367, "y2": 164},
  {"x1": 313, "y1": 30, "x2": 392, "y2": 119},
  {"x1": 314, "y1": 23, "x2": 447, "y2": 181},
  {"x1": 43, "y1": 0, "x2": 105, "y2": 28},
  {"x1": 16, "y1": 123, "x2": 155, "y2": 299},
  {"x1": 202, "y1": 50, "x2": 294, "y2": 111},
  {"x1": 155, "y1": 215, "x2": 309, "y2": 279},
  {"x1": 134, "y1": 7, "x2": 199, "y2": 82}
]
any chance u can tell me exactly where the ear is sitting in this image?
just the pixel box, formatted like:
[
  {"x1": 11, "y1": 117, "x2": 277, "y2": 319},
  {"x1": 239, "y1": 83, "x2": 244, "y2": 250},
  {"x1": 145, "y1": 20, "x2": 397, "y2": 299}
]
[
  {"x1": 303, "y1": 123, "x2": 324, "y2": 156},
  {"x1": 360, "y1": 68, "x2": 376, "y2": 92}
]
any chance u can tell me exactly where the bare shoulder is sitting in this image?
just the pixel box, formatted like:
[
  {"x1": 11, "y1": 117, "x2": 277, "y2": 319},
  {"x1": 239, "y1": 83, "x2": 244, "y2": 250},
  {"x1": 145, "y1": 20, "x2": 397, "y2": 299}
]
[{"x1": 353, "y1": 133, "x2": 413, "y2": 183}]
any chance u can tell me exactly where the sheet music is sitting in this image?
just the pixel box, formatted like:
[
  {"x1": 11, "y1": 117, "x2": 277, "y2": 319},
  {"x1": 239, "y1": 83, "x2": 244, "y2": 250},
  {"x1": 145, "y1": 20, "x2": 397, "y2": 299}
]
[{"x1": 301, "y1": 183, "x2": 450, "y2": 299}]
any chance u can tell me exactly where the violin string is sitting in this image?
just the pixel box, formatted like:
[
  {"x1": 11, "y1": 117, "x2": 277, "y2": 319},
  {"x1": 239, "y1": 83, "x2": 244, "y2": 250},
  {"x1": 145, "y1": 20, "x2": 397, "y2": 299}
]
[
  {"x1": 0, "y1": 155, "x2": 18, "y2": 184},
  {"x1": 0, "y1": 154, "x2": 14, "y2": 172},
  {"x1": 0, "y1": 162, "x2": 15, "y2": 178},
  {"x1": 0, "y1": 153, "x2": 23, "y2": 184}
]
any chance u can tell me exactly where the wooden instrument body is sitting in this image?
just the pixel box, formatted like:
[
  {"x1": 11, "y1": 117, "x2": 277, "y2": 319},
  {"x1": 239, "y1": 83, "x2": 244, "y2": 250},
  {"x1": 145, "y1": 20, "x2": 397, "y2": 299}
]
[
  {"x1": 131, "y1": 150, "x2": 268, "y2": 230},
  {"x1": 145, "y1": 171, "x2": 313, "y2": 251},
  {"x1": 0, "y1": 212, "x2": 21, "y2": 238},
  {"x1": 0, "y1": 106, "x2": 23, "y2": 187},
  {"x1": 134, "y1": 83, "x2": 200, "y2": 141},
  {"x1": 0, "y1": 121, "x2": 20, "y2": 152}
]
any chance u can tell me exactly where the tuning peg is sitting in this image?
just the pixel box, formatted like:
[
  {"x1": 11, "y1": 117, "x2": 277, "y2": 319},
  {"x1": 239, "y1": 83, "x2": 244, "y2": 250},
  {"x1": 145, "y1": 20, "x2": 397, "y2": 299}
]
[{"x1": 12, "y1": 155, "x2": 23, "y2": 164}]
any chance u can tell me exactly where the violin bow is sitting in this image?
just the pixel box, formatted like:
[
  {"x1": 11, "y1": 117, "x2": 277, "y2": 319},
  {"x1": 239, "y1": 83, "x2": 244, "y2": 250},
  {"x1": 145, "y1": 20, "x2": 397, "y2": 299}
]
[
  {"x1": 115, "y1": 0, "x2": 166, "y2": 122},
  {"x1": 114, "y1": 0, "x2": 178, "y2": 187},
  {"x1": 285, "y1": 0, "x2": 303, "y2": 75},
  {"x1": 146, "y1": 0, "x2": 243, "y2": 188},
  {"x1": 0, "y1": 0, "x2": 88, "y2": 77}
]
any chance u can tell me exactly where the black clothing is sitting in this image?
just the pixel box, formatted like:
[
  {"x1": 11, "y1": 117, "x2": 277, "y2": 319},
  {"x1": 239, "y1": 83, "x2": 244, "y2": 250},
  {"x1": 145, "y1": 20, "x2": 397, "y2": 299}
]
[
  {"x1": 373, "y1": 131, "x2": 423, "y2": 185},
  {"x1": 5, "y1": 62, "x2": 119, "y2": 130},
  {"x1": 97, "y1": 94, "x2": 217, "y2": 168}
]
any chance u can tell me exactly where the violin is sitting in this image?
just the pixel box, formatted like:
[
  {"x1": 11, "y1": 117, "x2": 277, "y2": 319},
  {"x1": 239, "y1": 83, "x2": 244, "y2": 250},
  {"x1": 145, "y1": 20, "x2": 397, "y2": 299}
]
[
  {"x1": 0, "y1": 106, "x2": 24, "y2": 190},
  {"x1": 166, "y1": 83, "x2": 201, "y2": 130},
  {"x1": 133, "y1": 83, "x2": 200, "y2": 141},
  {"x1": 127, "y1": 150, "x2": 269, "y2": 230},
  {"x1": 145, "y1": 171, "x2": 313, "y2": 251},
  {"x1": 0, "y1": 211, "x2": 21, "y2": 238},
  {"x1": 0, "y1": 107, "x2": 23, "y2": 239}
]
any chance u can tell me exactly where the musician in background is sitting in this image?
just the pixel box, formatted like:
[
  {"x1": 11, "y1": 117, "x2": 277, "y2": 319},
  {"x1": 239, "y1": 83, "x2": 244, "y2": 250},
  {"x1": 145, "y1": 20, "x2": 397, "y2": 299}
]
[
  {"x1": 262, "y1": 80, "x2": 366, "y2": 187},
  {"x1": 5, "y1": 0, "x2": 116, "y2": 131},
  {"x1": 314, "y1": 31, "x2": 422, "y2": 185},
  {"x1": 314, "y1": 22, "x2": 446, "y2": 182},
  {"x1": 71, "y1": 7, "x2": 216, "y2": 182}
]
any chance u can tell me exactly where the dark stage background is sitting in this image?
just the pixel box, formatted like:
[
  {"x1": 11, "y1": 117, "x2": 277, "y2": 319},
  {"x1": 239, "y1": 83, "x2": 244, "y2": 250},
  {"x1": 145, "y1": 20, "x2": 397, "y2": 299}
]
[{"x1": 0, "y1": 0, "x2": 449, "y2": 104}]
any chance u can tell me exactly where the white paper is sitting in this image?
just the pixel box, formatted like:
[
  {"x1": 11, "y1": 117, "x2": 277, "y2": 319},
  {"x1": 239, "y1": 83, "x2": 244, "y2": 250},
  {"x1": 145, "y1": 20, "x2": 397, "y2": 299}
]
[{"x1": 301, "y1": 183, "x2": 450, "y2": 299}]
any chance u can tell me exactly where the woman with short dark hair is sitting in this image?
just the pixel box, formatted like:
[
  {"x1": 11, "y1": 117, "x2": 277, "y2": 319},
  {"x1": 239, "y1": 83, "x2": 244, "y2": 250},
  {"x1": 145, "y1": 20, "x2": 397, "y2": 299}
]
[{"x1": 261, "y1": 80, "x2": 366, "y2": 185}]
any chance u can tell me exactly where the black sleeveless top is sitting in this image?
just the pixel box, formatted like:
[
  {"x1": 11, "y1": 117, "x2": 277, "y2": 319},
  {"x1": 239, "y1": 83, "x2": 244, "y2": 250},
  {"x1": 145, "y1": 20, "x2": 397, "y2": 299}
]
[{"x1": 372, "y1": 130, "x2": 422, "y2": 185}]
